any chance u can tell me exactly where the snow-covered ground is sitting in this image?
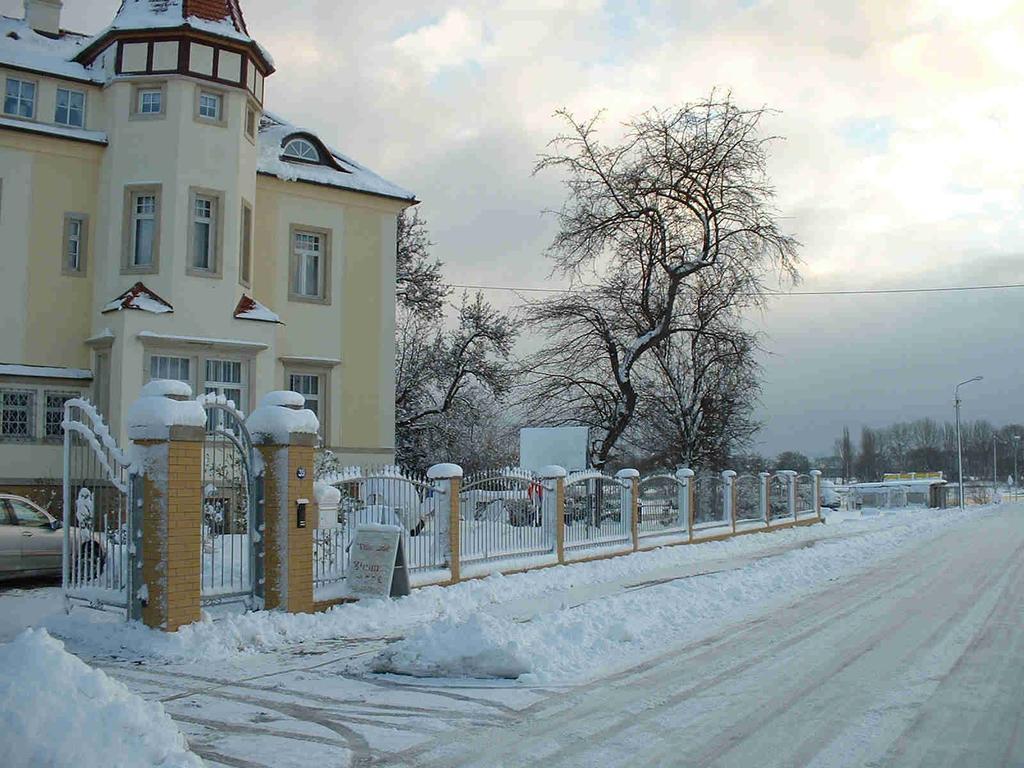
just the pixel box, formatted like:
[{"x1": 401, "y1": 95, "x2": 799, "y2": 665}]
[
  {"x1": 0, "y1": 630, "x2": 201, "y2": 768},
  {"x1": 1, "y1": 502, "x2": 1020, "y2": 767}
]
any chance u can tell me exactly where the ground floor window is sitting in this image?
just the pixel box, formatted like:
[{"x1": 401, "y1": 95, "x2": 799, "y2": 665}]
[
  {"x1": 150, "y1": 355, "x2": 191, "y2": 384},
  {"x1": 286, "y1": 369, "x2": 328, "y2": 438},
  {"x1": 205, "y1": 359, "x2": 245, "y2": 409},
  {"x1": 0, "y1": 389, "x2": 34, "y2": 442},
  {"x1": 43, "y1": 391, "x2": 78, "y2": 442}
]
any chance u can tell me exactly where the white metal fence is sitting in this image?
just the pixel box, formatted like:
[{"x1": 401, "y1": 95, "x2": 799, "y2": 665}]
[
  {"x1": 460, "y1": 469, "x2": 554, "y2": 565},
  {"x1": 314, "y1": 466, "x2": 449, "y2": 597},
  {"x1": 563, "y1": 470, "x2": 631, "y2": 554}
]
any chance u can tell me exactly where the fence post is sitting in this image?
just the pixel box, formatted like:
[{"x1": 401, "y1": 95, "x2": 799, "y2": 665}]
[
  {"x1": 616, "y1": 469, "x2": 640, "y2": 551},
  {"x1": 811, "y1": 470, "x2": 822, "y2": 520},
  {"x1": 126, "y1": 381, "x2": 207, "y2": 632},
  {"x1": 247, "y1": 392, "x2": 319, "y2": 614},
  {"x1": 677, "y1": 468, "x2": 694, "y2": 542},
  {"x1": 759, "y1": 472, "x2": 771, "y2": 525},
  {"x1": 428, "y1": 463, "x2": 463, "y2": 584},
  {"x1": 722, "y1": 470, "x2": 737, "y2": 534},
  {"x1": 539, "y1": 466, "x2": 567, "y2": 564}
]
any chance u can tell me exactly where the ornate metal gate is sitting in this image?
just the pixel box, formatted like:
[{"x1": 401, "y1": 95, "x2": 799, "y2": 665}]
[
  {"x1": 199, "y1": 394, "x2": 262, "y2": 608},
  {"x1": 62, "y1": 399, "x2": 139, "y2": 617}
]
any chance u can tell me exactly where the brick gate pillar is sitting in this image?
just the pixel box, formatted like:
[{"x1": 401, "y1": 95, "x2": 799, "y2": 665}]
[
  {"x1": 127, "y1": 381, "x2": 207, "y2": 632},
  {"x1": 247, "y1": 392, "x2": 319, "y2": 614}
]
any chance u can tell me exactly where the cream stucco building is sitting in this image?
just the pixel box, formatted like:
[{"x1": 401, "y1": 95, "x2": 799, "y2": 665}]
[{"x1": 0, "y1": 0, "x2": 414, "y2": 506}]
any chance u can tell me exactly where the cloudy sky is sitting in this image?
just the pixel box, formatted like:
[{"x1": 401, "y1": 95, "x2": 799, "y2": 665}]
[{"x1": 9, "y1": 0, "x2": 1022, "y2": 458}]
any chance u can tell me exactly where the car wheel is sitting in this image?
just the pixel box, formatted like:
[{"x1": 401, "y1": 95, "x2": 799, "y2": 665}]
[{"x1": 79, "y1": 541, "x2": 106, "y2": 576}]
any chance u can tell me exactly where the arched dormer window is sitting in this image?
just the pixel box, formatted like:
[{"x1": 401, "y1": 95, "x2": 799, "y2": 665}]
[{"x1": 282, "y1": 138, "x2": 320, "y2": 163}]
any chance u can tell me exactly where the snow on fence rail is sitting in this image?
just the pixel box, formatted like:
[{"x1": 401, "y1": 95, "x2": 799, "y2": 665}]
[{"x1": 310, "y1": 457, "x2": 825, "y2": 591}]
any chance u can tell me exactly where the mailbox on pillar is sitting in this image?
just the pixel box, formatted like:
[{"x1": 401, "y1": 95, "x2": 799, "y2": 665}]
[{"x1": 296, "y1": 498, "x2": 309, "y2": 529}]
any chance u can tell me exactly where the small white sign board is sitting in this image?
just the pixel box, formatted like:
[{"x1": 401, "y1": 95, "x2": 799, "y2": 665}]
[{"x1": 347, "y1": 524, "x2": 409, "y2": 599}]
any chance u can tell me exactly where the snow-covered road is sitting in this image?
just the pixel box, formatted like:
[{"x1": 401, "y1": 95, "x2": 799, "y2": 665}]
[
  {"x1": 4, "y1": 504, "x2": 1021, "y2": 767},
  {"x1": 399, "y1": 506, "x2": 1024, "y2": 767}
]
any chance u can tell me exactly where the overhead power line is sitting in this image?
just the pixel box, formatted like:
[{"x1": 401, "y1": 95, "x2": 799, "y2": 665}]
[{"x1": 449, "y1": 282, "x2": 1024, "y2": 298}]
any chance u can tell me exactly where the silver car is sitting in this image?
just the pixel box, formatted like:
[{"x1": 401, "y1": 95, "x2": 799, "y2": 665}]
[{"x1": 0, "y1": 494, "x2": 105, "y2": 581}]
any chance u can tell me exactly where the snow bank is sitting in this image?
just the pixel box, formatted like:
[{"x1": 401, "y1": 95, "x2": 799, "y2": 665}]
[
  {"x1": 374, "y1": 614, "x2": 531, "y2": 679},
  {"x1": 376, "y1": 505, "x2": 1002, "y2": 683},
  {"x1": 41, "y1": 506, "x2": 1003, "y2": 680},
  {"x1": 0, "y1": 629, "x2": 202, "y2": 768}
]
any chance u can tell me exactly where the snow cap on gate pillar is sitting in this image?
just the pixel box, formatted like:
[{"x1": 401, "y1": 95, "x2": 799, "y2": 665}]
[
  {"x1": 538, "y1": 465, "x2": 567, "y2": 479},
  {"x1": 721, "y1": 470, "x2": 737, "y2": 479},
  {"x1": 615, "y1": 468, "x2": 640, "y2": 480},
  {"x1": 246, "y1": 391, "x2": 319, "y2": 445},
  {"x1": 676, "y1": 468, "x2": 695, "y2": 479},
  {"x1": 127, "y1": 380, "x2": 207, "y2": 441},
  {"x1": 427, "y1": 463, "x2": 463, "y2": 480},
  {"x1": 810, "y1": 470, "x2": 822, "y2": 477}
]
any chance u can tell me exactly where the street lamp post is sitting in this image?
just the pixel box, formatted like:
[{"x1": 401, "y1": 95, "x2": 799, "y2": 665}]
[{"x1": 954, "y1": 376, "x2": 983, "y2": 511}]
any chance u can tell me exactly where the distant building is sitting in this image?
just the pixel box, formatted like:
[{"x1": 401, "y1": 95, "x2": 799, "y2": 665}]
[{"x1": 0, "y1": 0, "x2": 416, "y2": 506}]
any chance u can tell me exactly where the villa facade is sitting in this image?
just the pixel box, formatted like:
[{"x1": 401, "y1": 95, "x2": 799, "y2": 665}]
[{"x1": 0, "y1": 0, "x2": 415, "y2": 508}]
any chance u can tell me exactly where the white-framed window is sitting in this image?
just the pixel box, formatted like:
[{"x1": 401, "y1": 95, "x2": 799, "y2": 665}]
[
  {"x1": 131, "y1": 192, "x2": 157, "y2": 268},
  {"x1": 150, "y1": 355, "x2": 191, "y2": 384},
  {"x1": 204, "y1": 359, "x2": 245, "y2": 408},
  {"x1": 288, "y1": 373, "x2": 320, "y2": 418},
  {"x1": 55, "y1": 88, "x2": 86, "y2": 128},
  {"x1": 63, "y1": 213, "x2": 88, "y2": 276},
  {"x1": 43, "y1": 391, "x2": 77, "y2": 442},
  {"x1": 4, "y1": 78, "x2": 36, "y2": 118},
  {"x1": 191, "y1": 194, "x2": 216, "y2": 271},
  {"x1": 283, "y1": 138, "x2": 319, "y2": 162},
  {"x1": 0, "y1": 389, "x2": 35, "y2": 442},
  {"x1": 138, "y1": 88, "x2": 163, "y2": 115},
  {"x1": 198, "y1": 91, "x2": 221, "y2": 120},
  {"x1": 291, "y1": 229, "x2": 324, "y2": 300},
  {"x1": 286, "y1": 368, "x2": 328, "y2": 437}
]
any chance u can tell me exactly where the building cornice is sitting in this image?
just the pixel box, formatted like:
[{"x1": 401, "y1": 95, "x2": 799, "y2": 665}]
[
  {"x1": 137, "y1": 331, "x2": 269, "y2": 353},
  {"x1": 0, "y1": 116, "x2": 108, "y2": 146}
]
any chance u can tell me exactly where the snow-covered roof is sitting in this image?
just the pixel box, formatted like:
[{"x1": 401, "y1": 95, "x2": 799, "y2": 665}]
[
  {"x1": 81, "y1": 0, "x2": 274, "y2": 72},
  {"x1": 233, "y1": 294, "x2": 282, "y2": 324},
  {"x1": 111, "y1": 0, "x2": 249, "y2": 38},
  {"x1": 0, "y1": 16, "x2": 101, "y2": 83},
  {"x1": 0, "y1": 363, "x2": 92, "y2": 380},
  {"x1": 102, "y1": 282, "x2": 174, "y2": 314},
  {"x1": 0, "y1": 115, "x2": 107, "y2": 145},
  {"x1": 258, "y1": 112, "x2": 416, "y2": 203}
]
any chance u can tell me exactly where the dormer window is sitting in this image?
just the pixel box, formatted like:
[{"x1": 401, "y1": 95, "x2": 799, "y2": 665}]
[{"x1": 283, "y1": 138, "x2": 320, "y2": 163}]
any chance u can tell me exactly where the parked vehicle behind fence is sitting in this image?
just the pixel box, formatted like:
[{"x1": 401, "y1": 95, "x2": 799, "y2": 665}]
[{"x1": 0, "y1": 494, "x2": 106, "y2": 581}]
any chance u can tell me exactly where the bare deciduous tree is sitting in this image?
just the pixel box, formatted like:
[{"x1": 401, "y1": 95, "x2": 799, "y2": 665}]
[
  {"x1": 396, "y1": 208, "x2": 449, "y2": 319},
  {"x1": 523, "y1": 93, "x2": 799, "y2": 468},
  {"x1": 395, "y1": 293, "x2": 518, "y2": 469}
]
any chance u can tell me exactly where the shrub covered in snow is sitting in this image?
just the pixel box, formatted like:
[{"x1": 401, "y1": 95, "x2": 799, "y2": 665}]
[{"x1": 0, "y1": 629, "x2": 203, "y2": 768}]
